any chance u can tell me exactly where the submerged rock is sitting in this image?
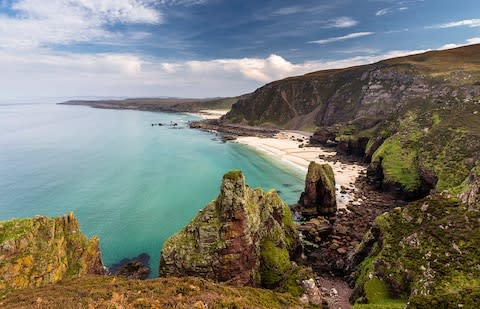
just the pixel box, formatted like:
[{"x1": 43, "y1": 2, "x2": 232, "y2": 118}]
[
  {"x1": 109, "y1": 253, "x2": 150, "y2": 280},
  {"x1": 0, "y1": 212, "x2": 104, "y2": 292},
  {"x1": 159, "y1": 170, "x2": 301, "y2": 288},
  {"x1": 295, "y1": 162, "x2": 337, "y2": 222}
]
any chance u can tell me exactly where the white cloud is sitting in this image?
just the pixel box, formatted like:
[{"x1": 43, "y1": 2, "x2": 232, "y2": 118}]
[
  {"x1": 0, "y1": 47, "x2": 433, "y2": 100},
  {"x1": 432, "y1": 19, "x2": 480, "y2": 29},
  {"x1": 159, "y1": 0, "x2": 208, "y2": 6},
  {"x1": 375, "y1": 8, "x2": 391, "y2": 16},
  {"x1": 308, "y1": 32, "x2": 373, "y2": 45},
  {"x1": 375, "y1": 6, "x2": 409, "y2": 16},
  {"x1": 0, "y1": 0, "x2": 161, "y2": 49},
  {"x1": 330, "y1": 17, "x2": 358, "y2": 28},
  {"x1": 439, "y1": 37, "x2": 480, "y2": 50}
]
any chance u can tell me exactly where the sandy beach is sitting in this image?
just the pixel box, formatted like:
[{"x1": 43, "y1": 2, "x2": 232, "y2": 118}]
[
  {"x1": 235, "y1": 131, "x2": 366, "y2": 208},
  {"x1": 188, "y1": 109, "x2": 229, "y2": 119}
]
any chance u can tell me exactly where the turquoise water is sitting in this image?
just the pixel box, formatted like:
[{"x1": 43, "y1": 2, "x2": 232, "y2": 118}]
[{"x1": 0, "y1": 103, "x2": 304, "y2": 275}]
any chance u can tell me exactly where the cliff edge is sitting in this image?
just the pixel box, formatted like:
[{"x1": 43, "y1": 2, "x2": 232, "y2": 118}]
[{"x1": 0, "y1": 213, "x2": 104, "y2": 294}]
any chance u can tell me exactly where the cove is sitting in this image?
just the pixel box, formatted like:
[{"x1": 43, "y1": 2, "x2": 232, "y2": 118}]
[{"x1": 0, "y1": 103, "x2": 304, "y2": 276}]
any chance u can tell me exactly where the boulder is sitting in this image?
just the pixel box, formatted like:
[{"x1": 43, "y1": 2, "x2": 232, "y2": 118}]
[
  {"x1": 159, "y1": 170, "x2": 301, "y2": 288},
  {"x1": 459, "y1": 164, "x2": 480, "y2": 208},
  {"x1": 310, "y1": 128, "x2": 336, "y2": 146},
  {"x1": 295, "y1": 162, "x2": 337, "y2": 222},
  {"x1": 109, "y1": 253, "x2": 150, "y2": 280}
]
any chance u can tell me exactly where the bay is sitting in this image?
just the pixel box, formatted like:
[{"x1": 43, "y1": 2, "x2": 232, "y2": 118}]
[{"x1": 0, "y1": 103, "x2": 304, "y2": 275}]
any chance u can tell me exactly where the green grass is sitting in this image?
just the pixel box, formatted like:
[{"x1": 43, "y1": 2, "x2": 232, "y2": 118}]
[
  {"x1": 223, "y1": 170, "x2": 243, "y2": 181},
  {"x1": 0, "y1": 219, "x2": 31, "y2": 243},
  {"x1": 372, "y1": 137, "x2": 420, "y2": 192},
  {"x1": 351, "y1": 196, "x2": 480, "y2": 308},
  {"x1": 260, "y1": 240, "x2": 292, "y2": 288}
]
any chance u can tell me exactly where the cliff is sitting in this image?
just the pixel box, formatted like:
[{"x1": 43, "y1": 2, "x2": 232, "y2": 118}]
[
  {"x1": 160, "y1": 171, "x2": 306, "y2": 292},
  {"x1": 0, "y1": 213, "x2": 104, "y2": 294},
  {"x1": 223, "y1": 45, "x2": 480, "y2": 199},
  {"x1": 348, "y1": 195, "x2": 480, "y2": 308}
]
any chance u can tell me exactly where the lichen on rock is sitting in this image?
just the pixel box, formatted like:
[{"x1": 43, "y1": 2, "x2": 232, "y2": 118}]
[
  {"x1": 0, "y1": 212, "x2": 104, "y2": 294},
  {"x1": 159, "y1": 170, "x2": 302, "y2": 290}
]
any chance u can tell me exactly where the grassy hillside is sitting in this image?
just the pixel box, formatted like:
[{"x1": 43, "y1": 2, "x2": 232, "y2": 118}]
[{"x1": 0, "y1": 275, "x2": 315, "y2": 309}]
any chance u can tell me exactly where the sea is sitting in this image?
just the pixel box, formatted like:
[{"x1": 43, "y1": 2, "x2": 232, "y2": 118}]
[{"x1": 0, "y1": 103, "x2": 305, "y2": 276}]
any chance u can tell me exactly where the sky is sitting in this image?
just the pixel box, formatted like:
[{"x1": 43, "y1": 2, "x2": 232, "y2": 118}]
[{"x1": 0, "y1": 0, "x2": 480, "y2": 101}]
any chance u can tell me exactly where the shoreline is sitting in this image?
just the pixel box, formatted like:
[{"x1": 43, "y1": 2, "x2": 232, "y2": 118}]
[
  {"x1": 233, "y1": 131, "x2": 366, "y2": 209},
  {"x1": 186, "y1": 109, "x2": 229, "y2": 120}
]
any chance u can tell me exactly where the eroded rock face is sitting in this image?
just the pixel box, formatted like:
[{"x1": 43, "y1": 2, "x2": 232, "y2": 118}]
[
  {"x1": 159, "y1": 171, "x2": 300, "y2": 288},
  {"x1": 296, "y1": 162, "x2": 337, "y2": 222},
  {"x1": 0, "y1": 213, "x2": 104, "y2": 292},
  {"x1": 459, "y1": 164, "x2": 480, "y2": 208}
]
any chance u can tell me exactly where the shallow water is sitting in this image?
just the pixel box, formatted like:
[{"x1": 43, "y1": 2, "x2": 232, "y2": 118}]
[{"x1": 0, "y1": 103, "x2": 304, "y2": 275}]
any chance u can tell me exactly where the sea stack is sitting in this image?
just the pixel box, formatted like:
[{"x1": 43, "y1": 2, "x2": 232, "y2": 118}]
[
  {"x1": 296, "y1": 162, "x2": 337, "y2": 223},
  {"x1": 159, "y1": 170, "x2": 301, "y2": 288}
]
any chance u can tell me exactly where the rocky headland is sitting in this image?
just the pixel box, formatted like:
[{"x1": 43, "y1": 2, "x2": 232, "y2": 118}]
[{"x1": 4, "y1": 44, "x2": 480, "y2": 308}]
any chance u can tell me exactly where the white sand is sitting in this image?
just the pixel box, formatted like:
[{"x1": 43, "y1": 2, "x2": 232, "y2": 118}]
[
  {"x1": 188, "y1": 109, "x2": 229, "y2": 120},
  {"x1": 235, "y1": 131, "x2": 366, "y2": 208}
]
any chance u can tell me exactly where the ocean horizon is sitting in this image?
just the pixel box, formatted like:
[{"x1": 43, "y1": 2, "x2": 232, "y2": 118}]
[{"x1": 0, "y1": 103, "x2": 305, "y2": 276}]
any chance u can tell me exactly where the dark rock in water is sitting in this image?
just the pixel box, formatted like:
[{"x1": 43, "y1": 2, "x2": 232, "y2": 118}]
[
  {"x1": 294, "y1": 162, "x2": 337, "y2": 223},
  {"x1": 282, "y1": 183, "x2": 293, "y2": 188},
  {"x1": 221, "y1": 135, "x2": 237, "y2": 142},
  {"x1": 158, "y1": 123, "x2": 163, "y2": 126},
  {"x1": 109, "y1": 253, "x2": 150, "y2": 280}
]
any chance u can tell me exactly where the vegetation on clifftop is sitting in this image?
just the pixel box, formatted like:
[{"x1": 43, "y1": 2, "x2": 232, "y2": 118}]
[
  {"x1": 0, "y1": 275, "x2": 314, "y2": 309},
  {"x1": 0, "y1": 213, "x2": 104, "y2": 295},
  {"x1": 351, "y1": 195, "x2": 480, "y2": 308}
]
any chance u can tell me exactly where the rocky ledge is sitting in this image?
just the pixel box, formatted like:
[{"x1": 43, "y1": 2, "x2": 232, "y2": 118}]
[
  {"x1": 0, "y1": 213, "x2": 104, "y2": 294},
  {"x1": 189, "y1": 118, "x2": 279, "y2": 138}
]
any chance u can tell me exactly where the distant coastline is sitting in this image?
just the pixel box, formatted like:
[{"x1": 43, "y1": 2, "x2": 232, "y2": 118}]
[{"x1": 59, "y1": 96, "x2": 245, "y2": 114}]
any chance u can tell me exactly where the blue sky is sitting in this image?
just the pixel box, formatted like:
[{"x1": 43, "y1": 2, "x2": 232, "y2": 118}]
[{"x1": 0, "y1": 0, "x2": 479, "y2": 100}]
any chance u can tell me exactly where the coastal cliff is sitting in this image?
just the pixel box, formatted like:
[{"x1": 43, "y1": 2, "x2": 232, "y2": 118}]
[
  {"x1": 222, "y1": 45, "x2": 480, "y2": 200},
  {"x1": 0, "y1": 213, "x2": 104, "y2": 294},
  {"x1": 160, "y1": 171, "x2": 306, "y2": 291},
  {"x1": 348, "y1": 195, "x2": 480, "y2": 308}
]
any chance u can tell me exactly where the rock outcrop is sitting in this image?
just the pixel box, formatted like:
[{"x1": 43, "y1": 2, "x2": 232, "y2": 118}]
[
  {"x1": 348, "y1": 195, "x2": 480, "y2": 308},
  {"x1": 159, "y1": 170, "x2": 301, "y2": 289},
  {"x1": 109, "y1": 253, "x2": 151, "y2": 280},
  {"x1": 295, "y1": 162, "x2": 337, "y2": 222},
  {"x1": 0, "y1": 213, "x2": 104, "y2": 293},
  {"x1": 460, "y1": 164, "x2": 480, "y2": 208}
]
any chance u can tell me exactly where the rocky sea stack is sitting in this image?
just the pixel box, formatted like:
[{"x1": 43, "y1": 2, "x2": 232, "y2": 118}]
[
  {"x1": 0, "y1": 213, "x2": 104, "y2": 294},
  {"x1": 296, "y1": 162, "x2": 337, "y2": 223},
  {"x1": 160, "y1": 170, "x2": 305, "y2": 290}
]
